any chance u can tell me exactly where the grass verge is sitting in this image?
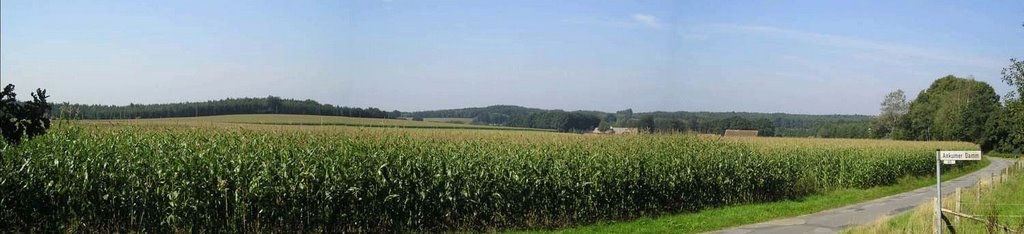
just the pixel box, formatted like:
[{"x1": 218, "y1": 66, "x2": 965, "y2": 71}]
[
  {"x1": 844, "y1": 159, "x2": 1023, "y2": 233},
  {"x1": 987, "y1": 153, "x2": 1022, "y2": 159},
  {"x1": 513, "y1": 158, "x2": 991, "y2": 234}
]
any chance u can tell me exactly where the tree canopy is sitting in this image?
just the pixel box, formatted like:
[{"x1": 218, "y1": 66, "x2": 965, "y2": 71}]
[
  {"x1": 993, "y1": 58, "x2": 1024, "y2": 153},
  {"x1": 0, "y1": 84, "x2": 52, "y2": 145},
  {"x1": 56, "y1": 96, "x2": 396, "y2": 120},
  {"x1": 895, "y1": 75, "x2": 1003, "y2": 151},
  {"x1": 872, "y1": 89, "x2": 909, "y2": 138}
]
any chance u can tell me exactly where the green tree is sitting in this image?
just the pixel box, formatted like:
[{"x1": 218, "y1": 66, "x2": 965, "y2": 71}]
[
  {"x1": 604, "y1": 113, "x2": 617, "y2": 124},
  {"x1": 896, "y1": 76, "x2": 1002, "y2": 151},
  {"x1": 872, "y1": 89, "x2": 908, "y2": 138},
  {"x1": 0, "y1": 84, "x2": 52, "y2": 145},
  {"x1": 616, "y1": 109, "x2": 633, "y2": 126},
  {"x1": 995, "y1": 58, "x2": 1024, "y2": 153},
  {"x1": 488, "y1": 113, "x2": 510, "y2": 125},
  {"x1": 1002, "y1": 58, "x2": 1023, "y2": 101},
  {"x1": 638, "y1": 115, "x2": 655, "y2": 133},
  {"x1": 472, "y1": 112, "x2": 491, "y2": 124},
  {"x1": 597, "y1": 120, "x2": 611, "y2": 132},
  {"x1": 266, "y1": 95, "x2": 282, "y2": 113}
]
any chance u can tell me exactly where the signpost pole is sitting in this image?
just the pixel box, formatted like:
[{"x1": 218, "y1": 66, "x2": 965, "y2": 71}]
[
  {"x1": 933, "y1": 150, "x2": 980, "y2": 234},
  {"x1": 936, "y1": 149, "x2": 942, "y2": 234}
]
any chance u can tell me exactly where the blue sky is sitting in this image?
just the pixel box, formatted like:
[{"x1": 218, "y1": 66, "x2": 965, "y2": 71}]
[{"x1": 2, "y1": 0, "x2": 1022, "y2": 115}]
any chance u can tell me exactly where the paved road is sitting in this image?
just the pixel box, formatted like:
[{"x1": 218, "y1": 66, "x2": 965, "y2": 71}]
[{"x1": 708, "y1": 157, "x2": 1016, "y2": 234}]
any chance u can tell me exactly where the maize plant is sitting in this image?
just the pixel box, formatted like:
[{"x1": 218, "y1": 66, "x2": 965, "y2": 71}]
[{"x1": 0, "y1": 121, "x2": 977, "y2": 232}]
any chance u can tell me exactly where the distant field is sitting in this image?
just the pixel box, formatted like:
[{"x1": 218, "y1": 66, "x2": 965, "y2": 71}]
[
  {"x1": 423, "y1": 117, "x2": 474, "y2": 124},
  {"x1": 83, "y1": 114, "x2": 549, "y2": 131}
]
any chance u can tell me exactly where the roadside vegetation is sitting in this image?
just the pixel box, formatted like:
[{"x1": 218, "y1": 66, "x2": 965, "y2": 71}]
[
  {"x1": 522, "y1": 158, "x2": 989, "y2": 234},
  {"x1": 844, "y1": 158, "x2": 1024, "y2": 234},
  {"x1": 988, "y1": 153, "x2": 1023, "y2": 159},
  {"x1": 2, "y1": 120, "x2": 977, "y2": 232}
]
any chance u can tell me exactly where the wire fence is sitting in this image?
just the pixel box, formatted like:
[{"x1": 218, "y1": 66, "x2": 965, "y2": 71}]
[{"x1": 939, "y1": 159, "x2": 1024, "y2": 233}]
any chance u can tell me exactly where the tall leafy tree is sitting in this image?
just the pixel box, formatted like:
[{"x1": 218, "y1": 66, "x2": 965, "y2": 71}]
[
  {"x1": 616, "y1": 108, "x2": 633, "y2": 126},
  {"x1": 1003, "y1": 58, "x2": 1024, "y2": 100},
  {"x1": 0, "y1": 84, "x2": 52, "y2": 145},
  {"x1": 266, "y1": 95, "x2": 283, "y2": 114},
  {"x1": 873, "y1": 89, "x2": 908, "y2": 138},
  {"x1": 597, "y1": 120, "x2": 611, "y2": 132},
  {"x1": 896, "y1": 76, "x2": 1002, "y2": 151},
  {"x1": 995, "y1": 57, "x2": 1024, "y2": 153},
  {"x1": 638, "y1": 114, "x2": 655, "y2": 133}
]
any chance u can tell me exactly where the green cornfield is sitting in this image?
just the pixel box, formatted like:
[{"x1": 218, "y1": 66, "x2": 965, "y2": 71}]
[{"x1": 0, "y1": 121, "x2": 977, "y2": 232}]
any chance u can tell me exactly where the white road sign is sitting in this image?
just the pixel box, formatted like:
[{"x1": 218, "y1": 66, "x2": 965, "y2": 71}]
[
  {"x1": 939, "y1": 151, "x2": 982, "y2": 161},
  {"x1": 934, "y1": 150, "x2": 982, "y2": 234}
]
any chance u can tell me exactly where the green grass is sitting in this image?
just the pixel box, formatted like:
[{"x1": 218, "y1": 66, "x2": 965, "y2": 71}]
[
  {"x1": 84, "y1": 114, "x2": 551, "y2": 131},
  {"x1": 987, "y1": 153, "x2": 1022, "y2": 159},
  {"x1": 844, "y1": 159, "x2": 1024, "y2": 233},
  {"x1": 515, "y1": 158, "x2": 990, "y2": 234}
]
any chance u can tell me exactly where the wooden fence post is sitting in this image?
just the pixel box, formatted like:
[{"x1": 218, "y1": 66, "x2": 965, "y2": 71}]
[
  {"x1": 976, "y1": 180, "x2": 982, "y2": 203},
  {"x1": 955, "y1": 187, "x2": 961, "y2": 225},
  {"x1": 992, "y1": 172, "x2": 996, "y2": 187}
]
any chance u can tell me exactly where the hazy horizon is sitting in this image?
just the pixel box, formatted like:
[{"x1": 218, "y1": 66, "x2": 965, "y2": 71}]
[
  {"x1": 49, "y1": 97, "x2": 880, "y2": 116},
  {"x1": 3, "y1": 1, "x2": 1023, "y2": 115}
]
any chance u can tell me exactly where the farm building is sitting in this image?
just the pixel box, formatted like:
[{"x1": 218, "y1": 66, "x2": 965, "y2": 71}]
[{"x1": 724, "y1": 129, "x2": 759, "y2": 137}]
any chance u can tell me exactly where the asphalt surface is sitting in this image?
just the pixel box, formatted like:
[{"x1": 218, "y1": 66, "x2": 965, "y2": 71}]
[{"x1": 707, "y1": 157, "x2": 1016, "y2": 234}]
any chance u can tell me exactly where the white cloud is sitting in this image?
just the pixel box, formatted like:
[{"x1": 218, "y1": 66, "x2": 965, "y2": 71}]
[
  {"x1": 688, "y1": 23, "x2": 1003, "y2": 69},
  {"x1": 631, "y1": 14, "x2": 660, "y2": 28}
]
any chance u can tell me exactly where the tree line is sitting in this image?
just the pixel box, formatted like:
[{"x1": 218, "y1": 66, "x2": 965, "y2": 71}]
[
  {"x1": 56, "y1": 96, "x2": 399, "y2": 120},
  {"x1": 505, "y1": 111, "x2": 601, "y2": 132},
  {"x1": 873, "y1": 73, "x2": 1022, "y2": 153},
  {"x1": 622, "y1": 115, "x2": 776, "y2": 136},
  {"x1": 414, "y1": 105, "x2": 870, "y2": 137},
  {"x1": 462, "y1": 107, "x2": 778, "y2": 135}
]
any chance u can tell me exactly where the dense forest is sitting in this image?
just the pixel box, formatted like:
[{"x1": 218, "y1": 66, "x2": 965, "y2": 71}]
[
  {"x1": 410, "y1": 105, "x2": 874, "y2": 137},
  {"x1": 505, "y1": 111, "x2": 600, "y2": 132},
  {"x1": 55, "y1": 96, "x2": 398, "y2": 120},
  {"x1": 410, "y1": 107, "x2": 596, "y2": 132},
  {"x1": 409, "y1": 105, "x2": 549, "y2": 119}
]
